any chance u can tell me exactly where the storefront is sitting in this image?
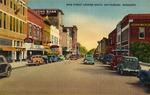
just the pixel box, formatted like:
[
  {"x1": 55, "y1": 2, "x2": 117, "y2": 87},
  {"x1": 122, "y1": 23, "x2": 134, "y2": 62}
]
[{"x1": 0, "y1": 46, "x2": 25, "y2": 62}]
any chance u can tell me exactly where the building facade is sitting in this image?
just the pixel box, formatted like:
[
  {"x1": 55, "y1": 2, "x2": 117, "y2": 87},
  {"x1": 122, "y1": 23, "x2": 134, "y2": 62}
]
[
  {"x1": 0, "y1": 0, "x2": 28, "y2": 62},
  {"x1": 108, "y1": 14, "x2": 150, "y2": 55},
  {"x1": 62, "y1": 27, "x2": 72, "y2": 57},
  {"x1": 71, "y1": 25, "x2": 78, "y2": 53},
  {"x1": 34, "y1": 9, "x2": 64, "y2": 54},
  {"x1": 50, "y1": 25, "x2": 60, "y2": 54},
  {"x1": 24, "y1": 7, "x2": 44, "y2": 59}
]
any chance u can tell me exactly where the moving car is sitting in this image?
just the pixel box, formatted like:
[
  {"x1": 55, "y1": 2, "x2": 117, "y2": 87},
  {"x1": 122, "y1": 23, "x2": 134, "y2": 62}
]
[
  {"x1": 70, "y1": 54, "x2": 77, "y2": 60},
  {"x1": 84, "y1": 54, "x2": 95, "y2": 65},
  {"x1": 110, "y1": 55, "x2": 123, "y2": 69},
  {"x1": 103, "y1": 54, "x2": 114, "y2": 64},
  {"x1": 137, "y1": 70, "x2": 150, "y2": 86},
  {"x1": 27, "y1": 55, "x2": 44, "y2": 66},
  {"x1": 116, "y1": 56, "x2": 141, "y2": 75},
  {"x1": 0, "y1": 55, "x2": 12, "y2": 77}
]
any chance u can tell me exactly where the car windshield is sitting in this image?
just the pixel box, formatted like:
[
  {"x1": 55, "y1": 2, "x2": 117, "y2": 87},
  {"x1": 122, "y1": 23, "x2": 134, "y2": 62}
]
[{"x1": 123, "y1": 57, "x2": 139, "y2": 69}]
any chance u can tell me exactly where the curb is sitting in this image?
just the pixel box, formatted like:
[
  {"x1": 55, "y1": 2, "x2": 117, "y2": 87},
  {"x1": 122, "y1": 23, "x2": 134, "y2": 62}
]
[
  {"x1": 12, "y1": 65, "x2": 27, "y2": 69},
  {"x1": 140, "y1": 62, "x2": 150, "y2": 67}
]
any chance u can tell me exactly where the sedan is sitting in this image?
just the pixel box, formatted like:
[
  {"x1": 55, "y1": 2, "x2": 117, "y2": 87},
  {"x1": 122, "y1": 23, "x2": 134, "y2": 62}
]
[{"x1": 84, "y1": 54, "x2": 95, "y2": 65}]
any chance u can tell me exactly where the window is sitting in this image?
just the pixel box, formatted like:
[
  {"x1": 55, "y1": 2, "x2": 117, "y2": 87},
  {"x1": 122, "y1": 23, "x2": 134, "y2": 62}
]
[
  {"x1": 139, "y1": 27, "x2": 145, "y2": 39},
  {"x1": 28, "y1": 23, "x2": 32, "y2": 36},
  {"x1": 14, "y1": 40, "x2": 16, "y2": 46},
  {"x1": 14, "y1": 4, "x2": 16, "y2": 10},
  {"x1": 4, "y1": 13, "x2": 6, "y2": 29},
  {"x1": 39, "y1": 28, "x2": 42, "y2": 40},
  {"x1": 33, "y1": 26, "x2": 36, "y2": 37},
  {"x1": 0, "y1": 0, "x2": 2, "y2": 3},
  {"x1": 16, "y1": 19, "x2": 18, "y2": 32},
  {"x1": 13, "y1": 17, "x2": 15, "y2": 31},
  {"x1": 20, "y1": 21, "x2": 22, "y2": 33},
  {"x1": 37, "y1": 27, "x2": 39, "y2": 38},
  {"x1": 17, "y1": 41, "x2": 20, "y2": 46},
  {"x1": 10, "y1": 1, "x2": 12, "y2": 8},
  {"x1": 22, "y1": 7, "x2": 25, "y2": 15},
  {"x1": 10, "y1": 16, "x2": 12, "y2": 31},
  {"x1": 0, "y1": 12, "x2": 2, "y2": 28},
  {"x1": 4, "y1": 0, "x2": 6, "y2": 5}
]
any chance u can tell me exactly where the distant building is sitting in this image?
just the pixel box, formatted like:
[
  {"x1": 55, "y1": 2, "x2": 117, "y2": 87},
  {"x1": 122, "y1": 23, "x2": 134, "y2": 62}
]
[
  {"x1": 34, "y1": 9, "x2": 64, "y2": 54},
  {"x1": 95, "y1": 37, "x2": 108, "y2": 58},
  {"x1": 62, "y1": 27, "x2": 72, "y2": 57},
  {"x1": 50, "y1": 25, "x2": 60, "y2": 54}
]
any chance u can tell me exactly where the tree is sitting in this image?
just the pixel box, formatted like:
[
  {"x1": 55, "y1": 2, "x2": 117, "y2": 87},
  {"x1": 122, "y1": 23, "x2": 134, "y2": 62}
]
[
  {"x1": 130, "y1": 42, "x2": 150, "y2": 63},
  {"x1": 80, "y1": 46, "x2": 88, "y2": 56},
  {"x1": 87, "y1": 48, "x2": 96, "y2": 55}
]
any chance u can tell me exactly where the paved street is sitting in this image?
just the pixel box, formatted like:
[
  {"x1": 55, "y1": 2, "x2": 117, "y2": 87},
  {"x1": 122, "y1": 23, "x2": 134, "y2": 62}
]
[{"x1": 0, "y1": 59, "x2": 150, "y2": 95}]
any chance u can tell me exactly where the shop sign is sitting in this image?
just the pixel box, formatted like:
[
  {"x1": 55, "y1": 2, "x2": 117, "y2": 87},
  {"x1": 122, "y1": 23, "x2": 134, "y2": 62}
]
[
  {"x1": 131, "y1": 23, "x2": 150, "y2": 26},
  {"x1": 34, "y1": 41, "x2": 42, "y2": 45}
]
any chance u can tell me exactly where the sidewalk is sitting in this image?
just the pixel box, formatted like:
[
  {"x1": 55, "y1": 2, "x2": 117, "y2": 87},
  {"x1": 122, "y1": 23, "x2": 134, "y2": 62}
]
[{"x1": 10, "y1": 61, "x2": 27, "y2": 69}]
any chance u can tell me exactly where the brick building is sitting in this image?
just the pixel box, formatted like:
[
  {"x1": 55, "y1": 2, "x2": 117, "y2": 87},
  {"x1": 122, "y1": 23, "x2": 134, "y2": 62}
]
[
  {"x1": 108, "y1": 14, "x2": 150, "y2": 55},
  {"x1": 24, "y1": 7, "x2": 44, "y2": 59}
]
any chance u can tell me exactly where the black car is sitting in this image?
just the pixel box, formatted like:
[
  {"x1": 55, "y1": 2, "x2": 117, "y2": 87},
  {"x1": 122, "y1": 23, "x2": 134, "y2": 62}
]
[
  {"x1": 0, "y1": 55, "x2": 12, "y2": 77},
  {"x1": 137, "y1": 70, "x2": 150, "y2": 86},
  {"x1": 116, "y1": 56, "x2": 141, "y2": 75}
]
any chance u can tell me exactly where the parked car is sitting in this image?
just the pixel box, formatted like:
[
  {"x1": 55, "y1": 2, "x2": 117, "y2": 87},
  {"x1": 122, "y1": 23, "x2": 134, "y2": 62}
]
[
  {"x1": 27, "y1": 55, "x2": 44, "y2": 66},
  {"x1": 42, "y1": 55, "x2": 52, "y2": 64},
  {"x1": 110, "y1": 55, "x2": 123, "y2": 69},
  {"x1": 47, "y1": 54, "x2": 60, "y2": 62},
  {"x1": 58, "y1": 55, "x2": 65, "y2": 61},
  {"x1": 70, "y1": 54, "x2": 77, "y2": 60},
  {"x1": 84, "y1": 54, "x2": 95, "y2": 65},
  {"x1": 0, "y1": 55, "x2": 12, "y2": 77},
  {"x1": 137, "y1": 70, "x2": 150, "y2": 86},
  {"x1": 116, "y1": 56, "x2": 141, "y2": 75},
  {"x1": 103, "y1": 54, "x2": 114, "y2": 64}
]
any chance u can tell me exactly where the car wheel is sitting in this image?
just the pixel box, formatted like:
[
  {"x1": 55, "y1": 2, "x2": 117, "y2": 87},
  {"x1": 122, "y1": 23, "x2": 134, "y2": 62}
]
[
  {"x1": 120, "y1": 68, "x2": 124, "y2": 75},
  {"x1": 139, "y1": 76, "x2": 145, "y2": 86},
  {"x1": 5, "y1": 68, "x2": 11, "y2": 77}
]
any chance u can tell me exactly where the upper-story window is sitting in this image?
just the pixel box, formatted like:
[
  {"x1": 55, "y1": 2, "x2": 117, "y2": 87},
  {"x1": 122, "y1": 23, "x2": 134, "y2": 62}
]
[
  {"x1": 33, "y1": 25, "x2": 36, "y2": 37},
  {"x1": 0, "y1": 12, "x2": 2, "y2": 28},
  {"x1": 4, "y1": 0, "x2": 6, "y2": 5},
  {"x1": 139, "y1": 27, "x2": 145, "y2": 39},
  {"x1": 28, "y1": 23, "x2": 32, "y2": 36},
  {"x1": 4, "y1": 13, "x2": 6, "y2": 29},
  {"x1": 10, "y1": 1, "x2": 12, "y2": 9},
  {"x1": 20, "y1": 21, "x2": 22, "y2": 33},
  {"x1": 10, "y1": 16, "x2": 12, "y2": 31}
]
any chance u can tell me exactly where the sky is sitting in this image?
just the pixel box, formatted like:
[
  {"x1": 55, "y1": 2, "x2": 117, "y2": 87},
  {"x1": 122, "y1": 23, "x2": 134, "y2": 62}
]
[{"x1": 28, "y1": 0, "x2": 150, "y2": 50}]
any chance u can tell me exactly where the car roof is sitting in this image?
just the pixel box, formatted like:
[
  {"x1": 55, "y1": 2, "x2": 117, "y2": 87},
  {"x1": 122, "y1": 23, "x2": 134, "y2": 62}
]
[{"x1": 123, "y1": 56, "x2": 138, "y2": 59}]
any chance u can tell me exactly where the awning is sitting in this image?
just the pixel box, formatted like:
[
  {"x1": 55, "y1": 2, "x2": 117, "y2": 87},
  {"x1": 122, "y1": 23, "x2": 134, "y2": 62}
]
[
  {"x1": 0, "y1": 46, "x2": 25, "y2": 51},
  {"x1": 50, "y1": 45, "x2": 59, "y2": 48}
]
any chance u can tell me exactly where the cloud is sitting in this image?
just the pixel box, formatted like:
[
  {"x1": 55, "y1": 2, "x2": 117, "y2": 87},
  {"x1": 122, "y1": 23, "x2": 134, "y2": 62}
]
[{"x1": 64, "y1": 12, "x2": 115, "y2": 50}]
